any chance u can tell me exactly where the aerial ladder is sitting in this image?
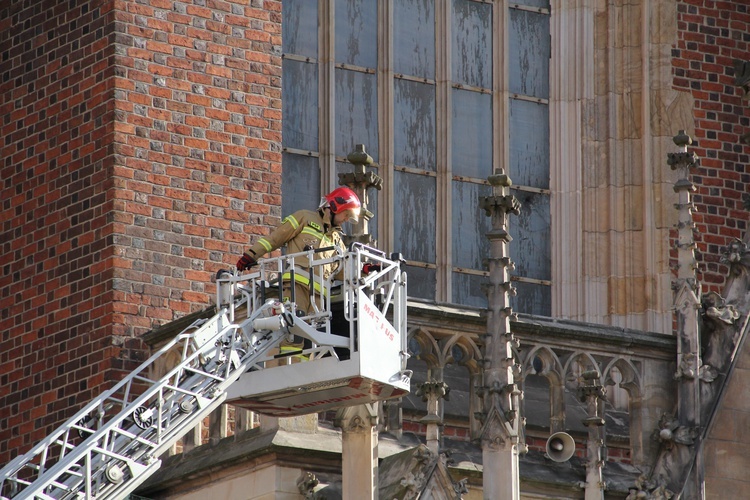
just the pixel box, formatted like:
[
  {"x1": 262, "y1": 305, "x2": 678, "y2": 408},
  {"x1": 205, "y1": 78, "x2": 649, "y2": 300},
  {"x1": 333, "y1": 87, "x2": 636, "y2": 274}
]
[{"x1": 0, "y1": 243, "x2": 410, "y2": 500}]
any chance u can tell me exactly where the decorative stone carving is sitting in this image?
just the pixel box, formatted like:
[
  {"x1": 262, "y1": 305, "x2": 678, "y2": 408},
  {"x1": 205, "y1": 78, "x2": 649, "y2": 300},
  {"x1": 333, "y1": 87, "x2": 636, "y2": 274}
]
[
  {"x1": 733, "y1": 60, "x2": 750, "y2": 101},
  {"x1": 674, "y1": 353, "x2": 697, "y2": 380},
  {"x1": 720, "y1": 238, "x2": 750, "y2": 276},
  {"x1": 653, "y1": 413, "x2": 698, "y2": 450},
  {"x1": 702, "y1": 291, "x2": 740, "y2": 325},
  {"x1": 626, "y1": 474, "x2": 674, "y2": 500},
  {"x1": 698, "y1": 364, "x2": 718, "y2": 383},
  {"x1": 415, "y1": 380, "x2": 451, "y2": 402},
  {"x1": 297, "y1": 472, "x2": 319, "y2": 497}
]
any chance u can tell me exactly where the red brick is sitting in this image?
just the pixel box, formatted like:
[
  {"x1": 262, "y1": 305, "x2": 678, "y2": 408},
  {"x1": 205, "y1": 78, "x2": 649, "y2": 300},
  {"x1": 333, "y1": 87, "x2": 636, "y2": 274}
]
[{"x1": 0, "y1": 0, "x2": 281, "y2": 464}]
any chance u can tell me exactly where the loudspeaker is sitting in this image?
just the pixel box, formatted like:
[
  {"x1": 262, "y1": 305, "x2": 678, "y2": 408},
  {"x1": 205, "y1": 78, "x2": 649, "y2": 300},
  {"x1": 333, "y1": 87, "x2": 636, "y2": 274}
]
[{"x1": 545, "y1": 432, "x2": 575, "y2": 462}]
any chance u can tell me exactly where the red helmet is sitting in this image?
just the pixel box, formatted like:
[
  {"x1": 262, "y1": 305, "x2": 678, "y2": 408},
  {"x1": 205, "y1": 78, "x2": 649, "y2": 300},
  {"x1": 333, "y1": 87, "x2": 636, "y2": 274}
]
[{"x1": 324, "y1": 186, "x2": 361, "y2": 214}]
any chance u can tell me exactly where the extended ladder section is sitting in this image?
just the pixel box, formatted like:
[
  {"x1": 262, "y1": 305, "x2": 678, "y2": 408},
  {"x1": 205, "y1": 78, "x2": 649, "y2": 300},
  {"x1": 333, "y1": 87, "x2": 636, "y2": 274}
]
[{"x1": 0, "y1": 244, "x2": 409, "y2": 500}]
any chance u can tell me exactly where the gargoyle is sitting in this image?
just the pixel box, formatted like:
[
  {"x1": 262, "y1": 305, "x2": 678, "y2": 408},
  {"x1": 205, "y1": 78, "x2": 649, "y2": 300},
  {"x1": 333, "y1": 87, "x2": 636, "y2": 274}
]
[
  {"x1": 653, "y1": 413, "x2": 698, "y2": 450},
  {"x1": 702, "y1": 291, "x2": 739, "y2": 325},
  {"x1": 720, "y1": 238, "x2": 750, "y2": 276}
]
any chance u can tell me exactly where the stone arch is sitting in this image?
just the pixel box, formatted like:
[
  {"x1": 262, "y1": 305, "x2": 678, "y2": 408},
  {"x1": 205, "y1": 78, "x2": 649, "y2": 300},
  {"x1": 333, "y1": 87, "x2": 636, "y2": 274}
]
[
  {"x1": 523, "y1": 346, "x2": 566, "y2": 433},
  {"x1": 443, "y1": 334, "x2": 482, "y2": 375},
  {"x1": 602, "y1": 357, "x2": 642, "y2": 402},
  {"x1": 563, "y1": 352, "x2": 601, "y2": 391},
  {"x1": 602, "y1": 357, "x2": 644, "y2": 464},
  {"x1": 408, "y1": 327, "x2": 441, "y2": 368}
]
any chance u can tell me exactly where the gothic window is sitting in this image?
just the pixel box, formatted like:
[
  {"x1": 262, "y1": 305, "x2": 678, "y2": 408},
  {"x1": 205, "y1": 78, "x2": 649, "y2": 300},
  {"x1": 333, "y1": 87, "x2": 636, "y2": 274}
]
[{"x1": 281, "y1": 0, "x2": 551, "y2": 315}]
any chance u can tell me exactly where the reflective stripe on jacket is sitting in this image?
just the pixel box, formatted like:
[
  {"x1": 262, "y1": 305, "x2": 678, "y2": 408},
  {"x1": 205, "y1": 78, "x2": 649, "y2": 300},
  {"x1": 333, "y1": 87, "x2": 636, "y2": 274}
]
[{"x1": 247, "y1": 209, "x2": 346, "y2": 281}]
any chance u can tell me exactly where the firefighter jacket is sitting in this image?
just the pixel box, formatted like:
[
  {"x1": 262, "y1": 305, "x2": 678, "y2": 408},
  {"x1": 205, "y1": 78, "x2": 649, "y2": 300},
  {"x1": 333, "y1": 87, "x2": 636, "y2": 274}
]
[{"x1": 246, "y1": 209, "x2": 346, "y2": 284}]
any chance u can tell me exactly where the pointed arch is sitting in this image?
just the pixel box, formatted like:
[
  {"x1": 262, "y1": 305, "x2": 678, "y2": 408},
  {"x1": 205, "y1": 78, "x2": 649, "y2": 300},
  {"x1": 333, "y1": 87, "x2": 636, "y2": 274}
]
[{"x1": 523, "y1": 345, "x2": 566, "y2": 433}]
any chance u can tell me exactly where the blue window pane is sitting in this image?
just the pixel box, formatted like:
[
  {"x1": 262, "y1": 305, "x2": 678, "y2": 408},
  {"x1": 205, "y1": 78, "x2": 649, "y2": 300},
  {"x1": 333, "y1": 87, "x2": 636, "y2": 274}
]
[
  {"x1": 283, "y1": 0, "x2": 318, "y2": 58},
  {"x1": 452, "y1": 272, "x2": 488, "y2": 309},
  {"x1": 335, "y1": 0, "x2": 377, "y2": 68},
  {"x1": 511, "y1": 281, "x2": 551, "y2": 316},
  {"x1": 509, "y1": 99, "x2": 549, "y2": 189},
  {"x1": 452, "y1": 88, "x2": 492, "y2": 179},
  {"x1": 404, "y1": 265, "x2": 436, "y2": 302},
  {"x1": 394, "y1": 170, "x2": 436, "y2": 264},
  {"x1": 394, "y1": 0, "x2": 435, "y2": 79},
  {"x1": 394, "y1": 79, "x2": 436, "y2": 171},
  {"x1": 452, "y1": 181, "x2": 491, "y2": 270},
  {"x1": 283, "y1": 59, "x2": 318, "y2": 152},
  {"x1": 282, "y1": 153, "x2": 321, "y2": 215},
  {"x1": 509, "y1": 190, "x2": 551, "y2": 281},
  {"x1": 335, "y1": 69, "x2": 379, "y2": 162},
  {"x1": 451, "y1": 0, "x2": 492, "y2": 89},
  {"x1": 509, "y1": 9, "x2": 550, "y2": 99}
]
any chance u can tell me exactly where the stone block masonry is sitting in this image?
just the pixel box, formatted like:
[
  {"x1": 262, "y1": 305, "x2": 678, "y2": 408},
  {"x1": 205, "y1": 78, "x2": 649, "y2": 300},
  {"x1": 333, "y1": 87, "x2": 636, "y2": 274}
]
[{"x1": 0, "y1": 0, "x2": 281, "y2": 464}]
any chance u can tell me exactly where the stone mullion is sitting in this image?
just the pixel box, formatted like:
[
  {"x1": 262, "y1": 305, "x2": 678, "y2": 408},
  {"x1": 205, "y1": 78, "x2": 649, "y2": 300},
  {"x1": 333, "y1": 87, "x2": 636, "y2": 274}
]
[
  {"x1": 318, "y1": 0, "x2": 335, "y2": 192},
  {"x1": 377, "y1": 0, "x2": 394, "y2": 251},
  {"x1": 435, "y1": 0, "x2": 451, "y2": 303},
  {"x1": 578, "y1": 370, "x2": 606, "y2": 500}
]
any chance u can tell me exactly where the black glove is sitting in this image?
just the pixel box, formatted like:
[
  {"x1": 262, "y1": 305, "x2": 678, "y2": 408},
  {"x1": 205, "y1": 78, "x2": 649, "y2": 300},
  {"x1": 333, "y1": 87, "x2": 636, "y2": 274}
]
[
  {"x1": 237, "y1": 252, "x2": 257, "y2": 271},
  {"x1": 362, "y1": 262, "x2": 381, "y2": 275}
]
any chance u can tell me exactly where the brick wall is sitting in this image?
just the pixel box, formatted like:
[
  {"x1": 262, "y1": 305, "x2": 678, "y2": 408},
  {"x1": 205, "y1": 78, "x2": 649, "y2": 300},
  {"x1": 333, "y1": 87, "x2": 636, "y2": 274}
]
[
  {"x1": 673, "y1": 1, "x2": 750, "y2": 293},
  {"x1": 0, "y1": 0, "x2": 281, "y2": 464}
]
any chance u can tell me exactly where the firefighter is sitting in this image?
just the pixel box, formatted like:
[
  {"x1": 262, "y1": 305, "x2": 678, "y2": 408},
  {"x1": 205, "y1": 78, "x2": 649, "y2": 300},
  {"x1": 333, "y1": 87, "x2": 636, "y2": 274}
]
[{"x1": 236, "y1": 186, "x2": 362, "y2": 357}]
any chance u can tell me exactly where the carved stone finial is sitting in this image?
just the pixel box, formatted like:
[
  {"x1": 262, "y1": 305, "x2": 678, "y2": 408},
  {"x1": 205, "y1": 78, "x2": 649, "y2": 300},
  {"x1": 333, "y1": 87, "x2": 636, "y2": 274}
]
[
  {"x1": 673, "y1": 130, "x2": 692, "y2": 147},
  {"x1": 346, "y1": 143, "x2": 373, "y2": 166},
  {"x1": 415, "y1": 380, "x2": 451, "y2": 402}
]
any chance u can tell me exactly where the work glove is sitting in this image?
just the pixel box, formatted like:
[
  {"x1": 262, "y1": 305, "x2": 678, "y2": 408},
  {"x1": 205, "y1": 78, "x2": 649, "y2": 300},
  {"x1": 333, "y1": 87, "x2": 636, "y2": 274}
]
[
  {"x1": 236, "y1": 252, "x2": 257, "y2": 271},
  {"x1": 361, "y1": 262, "x2": 381, "y2": 275}
]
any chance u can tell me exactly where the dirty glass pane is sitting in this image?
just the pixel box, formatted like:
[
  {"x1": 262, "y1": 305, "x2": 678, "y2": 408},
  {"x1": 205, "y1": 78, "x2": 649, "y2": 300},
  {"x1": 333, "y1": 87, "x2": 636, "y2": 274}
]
[
  {"x1": 451, "y1": 0, "x2": 492, "y2": 89},
  {"x1": 394, "y1": 0, "x2": 435, "y2": 79},
  {"x1": 335, "y1": 0, "x2": 377, "y2": 68},
  {"x1": 511, "y1": 281, "x2": 551, "y2": 316},
  {"x1": 452, "y1": 272, "x2": 488, "y2": 308},
  {"x1": 513, "y1": 0, "x2": 550, "y2": 9},
  {"x1": 509, "y1": 99, "x2": 549, "y2": 189},
  {"x1": 404, "y1": 265, "x2": 436, "y2": 301},
  {"x1": 452, "y1": 181, "x2": 491, "y2": 270},
  {"x1": 282, "y1": 153, "x2": 321, "y2": 216},
  {"x1": 394, "y1": 170, "x2": 436, "y2": 264},
  {"x1": 394, "y1": 79, "x2": 436, "y2": 171},
  {"x1": 508, "y1": 190, "x2": 550, "y2": 281},
  {"x1": 283, "y1": 0, "x2": 318, "y2": 58},
  {"x1": 523, "y1": 374, "x2": 552, "y2": 430},
  {"x1": 335, "y1": 161, "x2": 379, "y2": 243},
  {"x1": 283, "y1": 59, "x2": 318, "y2": 152},
  {"x1": 452, "y1": 88, "x2": 492, "y2": 180},
  {"x1": 509, "y1": 9, "x2": 550, "y2": 98},
  {"x1": 335, "y1": 69, "x2": 378, "y2": 162}
]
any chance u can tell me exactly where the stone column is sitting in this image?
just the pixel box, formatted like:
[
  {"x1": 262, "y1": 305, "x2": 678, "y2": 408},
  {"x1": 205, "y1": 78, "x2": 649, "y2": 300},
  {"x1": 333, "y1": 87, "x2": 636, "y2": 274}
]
[
  {"x1": 578, "y1": 370, "x2": 606, "y2": 500},
  {"x1": 416, "y1": 379, "x2": 450, "y2": 454},
  {"x1": 477, "y1": 169, "x2": 523, "y2": 500},
  {"x1": 335, "y1": 404, "x2": 379, "y2": 499},
  {"x1": 335, "y1": 145, "x2": 383, "y2": 500},
  {"x1": 668, "y1": 131, "x2": 702, "y2": 431}
]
